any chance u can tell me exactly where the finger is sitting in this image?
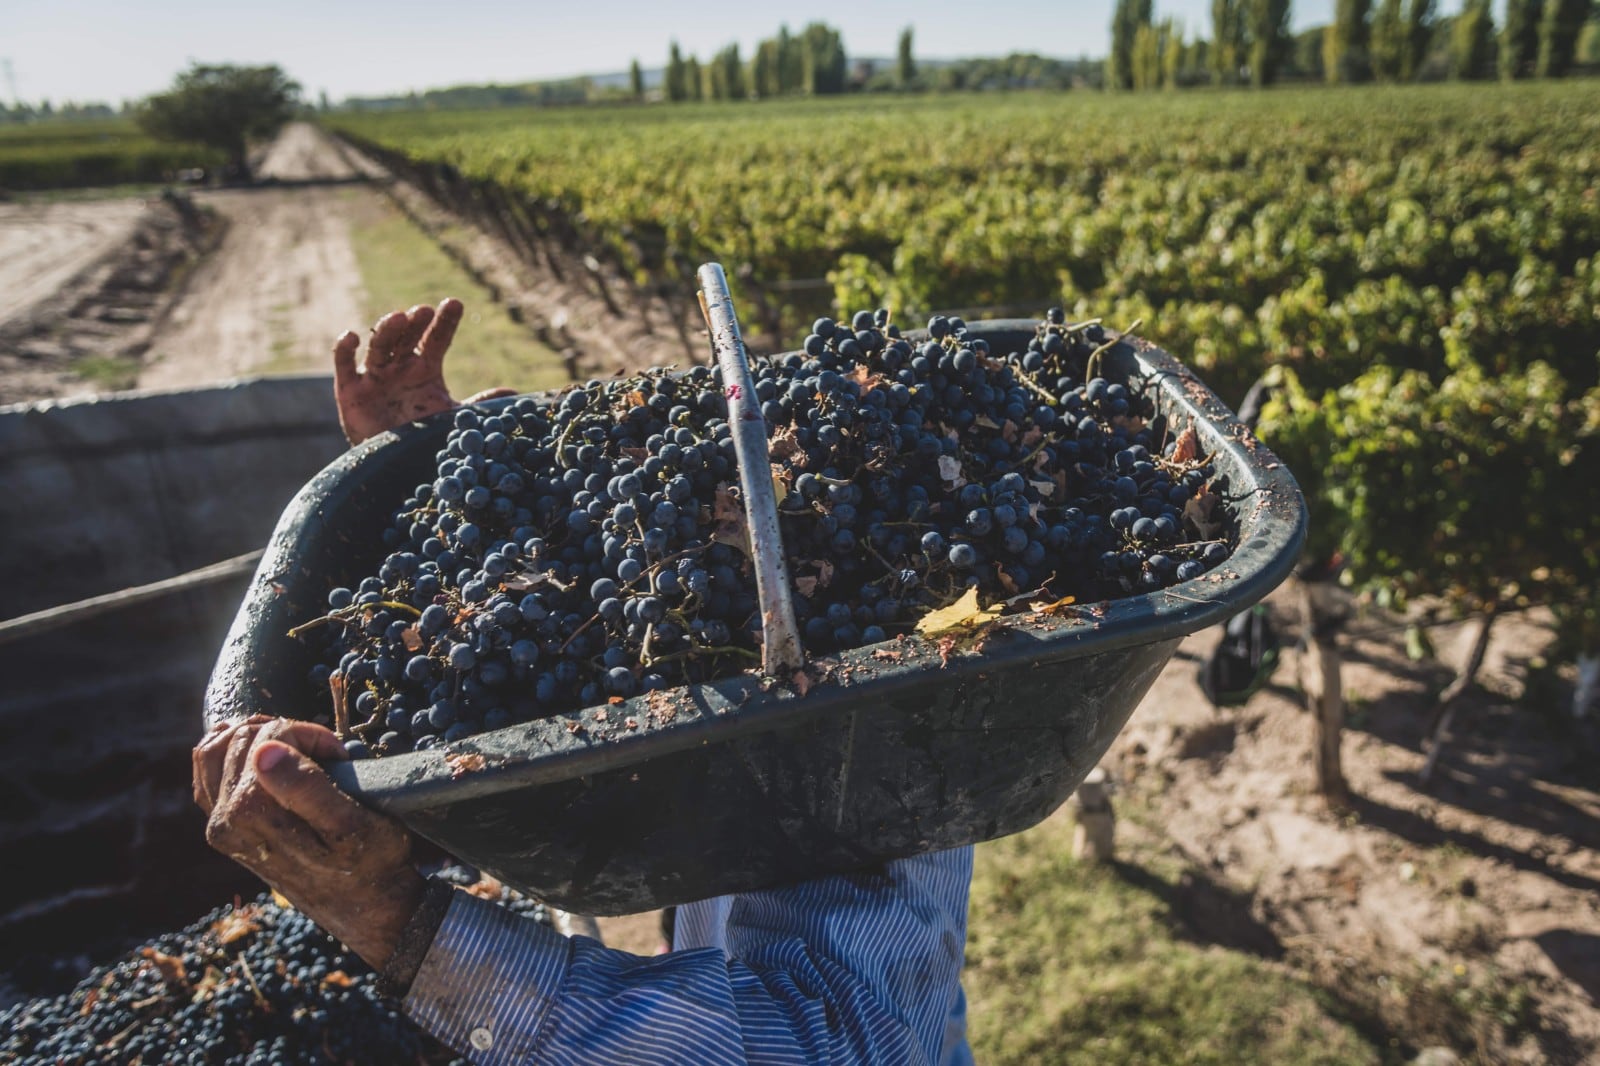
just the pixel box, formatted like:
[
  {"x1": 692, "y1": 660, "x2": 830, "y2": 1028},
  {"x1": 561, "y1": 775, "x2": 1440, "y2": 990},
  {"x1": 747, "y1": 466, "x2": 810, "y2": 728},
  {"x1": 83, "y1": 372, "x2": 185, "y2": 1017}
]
[
  {"x1": 418, "y1": 298, "x2": 464, "y2": 368},
  {"x1": 219, "y1": 721, "x2": 266, "y2": 800},
  {"x1": 394, "y1": 305, "x2": 436, "y2": 363},
  {"x1": 253, "y1": 741, "x2": 375, "y2": 846},
  {"x1": 332, "y1": 331, "x2": 361, "y2": 390},
  {"x1": 194, "y1": 732, "x2": 225, "y2": 814},
  {"x1": 366, "y1": 311, "x2": 409, "y2": 371},
  {"x1": 218, "y1": 718, "x2": 345, "y2": 818},
  {"x1": 194, "y1": 719, "x2": 251, "y2": 815},
  {"x1": 259, "y1": 719, "x2": 351, "y2": 765}
]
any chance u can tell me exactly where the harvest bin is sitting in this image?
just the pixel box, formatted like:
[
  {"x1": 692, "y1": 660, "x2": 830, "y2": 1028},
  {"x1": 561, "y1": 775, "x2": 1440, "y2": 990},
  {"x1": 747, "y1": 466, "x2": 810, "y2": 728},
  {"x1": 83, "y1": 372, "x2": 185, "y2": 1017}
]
[{"x1": 205, "y1": 324, "x2": 1306, "y2": 914}]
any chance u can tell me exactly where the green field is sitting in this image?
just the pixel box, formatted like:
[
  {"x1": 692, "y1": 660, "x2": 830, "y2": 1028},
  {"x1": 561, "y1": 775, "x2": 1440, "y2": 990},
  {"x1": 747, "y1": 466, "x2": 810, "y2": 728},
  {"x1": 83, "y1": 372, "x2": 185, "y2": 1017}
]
[{"x1": 0, "y1": 118, "x2": 224, "y2": 191}]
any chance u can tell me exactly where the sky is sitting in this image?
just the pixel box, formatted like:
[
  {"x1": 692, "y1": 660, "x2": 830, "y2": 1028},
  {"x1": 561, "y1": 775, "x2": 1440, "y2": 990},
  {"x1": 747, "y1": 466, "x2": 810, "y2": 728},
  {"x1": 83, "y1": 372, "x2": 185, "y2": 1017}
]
[{"x1": 8, "y1": 0, "x2": 1477, "y2": 108}]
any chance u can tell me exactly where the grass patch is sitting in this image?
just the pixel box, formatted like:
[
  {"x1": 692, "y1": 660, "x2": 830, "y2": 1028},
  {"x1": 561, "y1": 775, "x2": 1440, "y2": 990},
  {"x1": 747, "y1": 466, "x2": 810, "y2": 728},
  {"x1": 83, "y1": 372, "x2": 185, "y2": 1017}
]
[
  {"x1": 71, "y1": 355, "x2": 140, "y2": 391},
  {"x1": 964, "y1": 816, "x2": 1385, "y2": 1065},
  {"x1": 344, "y1": 191, "x2": 568, "y2": 398}
]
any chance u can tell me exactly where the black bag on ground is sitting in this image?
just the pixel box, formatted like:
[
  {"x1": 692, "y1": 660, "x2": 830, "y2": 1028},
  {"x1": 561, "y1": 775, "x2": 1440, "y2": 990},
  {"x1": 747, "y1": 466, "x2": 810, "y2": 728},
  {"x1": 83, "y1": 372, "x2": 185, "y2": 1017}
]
[{"x1": 1200, "y1": 605, "x2": 1280, "y2": 707}]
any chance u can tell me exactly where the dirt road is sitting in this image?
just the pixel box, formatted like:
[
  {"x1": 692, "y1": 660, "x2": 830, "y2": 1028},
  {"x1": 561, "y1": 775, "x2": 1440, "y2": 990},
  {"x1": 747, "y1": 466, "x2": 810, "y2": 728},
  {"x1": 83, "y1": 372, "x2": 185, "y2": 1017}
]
[
  {"x1": 137, "y1": 124, "x2": 367, "y2": 390},
  {"x1": 0, "y1": 200, "x2": 148, "y2": 329}
]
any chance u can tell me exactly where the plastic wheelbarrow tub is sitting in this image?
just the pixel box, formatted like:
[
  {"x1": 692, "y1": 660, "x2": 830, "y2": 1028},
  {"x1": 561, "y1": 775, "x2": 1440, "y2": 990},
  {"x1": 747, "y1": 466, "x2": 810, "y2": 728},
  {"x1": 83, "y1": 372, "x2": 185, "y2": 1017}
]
[{"x1": 205, "y1": 322, "x2": 1306, "y2": 914}]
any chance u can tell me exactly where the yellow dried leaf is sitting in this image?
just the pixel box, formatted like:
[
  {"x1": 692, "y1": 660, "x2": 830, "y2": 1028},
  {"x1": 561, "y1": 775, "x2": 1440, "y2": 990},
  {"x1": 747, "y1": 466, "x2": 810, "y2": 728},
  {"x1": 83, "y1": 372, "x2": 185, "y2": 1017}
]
[
  {"x1": 1029, "y1": 595, "x2": 1078, "y2": 616},
  {"x1": 915, "y1": 588, "x2": 1003, "y2": 638}
]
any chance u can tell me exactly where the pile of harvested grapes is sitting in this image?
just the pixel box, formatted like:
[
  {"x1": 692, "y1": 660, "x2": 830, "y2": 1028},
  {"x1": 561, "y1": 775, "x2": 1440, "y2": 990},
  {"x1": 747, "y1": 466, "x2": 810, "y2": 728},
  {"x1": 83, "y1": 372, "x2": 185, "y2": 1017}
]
[
  {"x1": 298, "y1": 312, "x2": 1232, "y2": 755},
  {"x1": 0, "y1": 872, "x2": 545, "y2": 1066}
]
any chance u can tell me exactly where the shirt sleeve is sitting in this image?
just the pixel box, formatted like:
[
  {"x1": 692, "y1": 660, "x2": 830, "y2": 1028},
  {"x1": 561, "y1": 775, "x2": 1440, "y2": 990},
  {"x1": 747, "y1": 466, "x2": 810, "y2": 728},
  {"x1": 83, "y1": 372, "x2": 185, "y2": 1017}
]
[{"x1": 402, "y1": 846, "x2": 973, "y2": 1066}]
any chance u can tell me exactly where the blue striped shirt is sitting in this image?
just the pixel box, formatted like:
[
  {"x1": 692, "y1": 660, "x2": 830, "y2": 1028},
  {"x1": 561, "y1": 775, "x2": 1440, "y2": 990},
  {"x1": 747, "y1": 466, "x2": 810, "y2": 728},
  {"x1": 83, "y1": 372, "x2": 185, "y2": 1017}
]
[{"x1": 404, "y1": 846, "x2": 975, "y2": 1065}]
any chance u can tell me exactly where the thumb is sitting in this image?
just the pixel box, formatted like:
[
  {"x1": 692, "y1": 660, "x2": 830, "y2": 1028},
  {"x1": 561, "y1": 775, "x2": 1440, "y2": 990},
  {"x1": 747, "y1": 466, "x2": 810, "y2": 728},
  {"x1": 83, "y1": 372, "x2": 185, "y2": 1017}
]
[{"x1": 254, "y1": 741, "x2": 367, "y2": 842}]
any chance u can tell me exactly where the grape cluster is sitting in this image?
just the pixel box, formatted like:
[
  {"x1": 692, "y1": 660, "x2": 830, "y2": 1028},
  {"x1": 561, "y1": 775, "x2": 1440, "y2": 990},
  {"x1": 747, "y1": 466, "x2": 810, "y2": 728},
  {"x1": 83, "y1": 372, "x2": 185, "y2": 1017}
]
[
  {"x1": 0, "y1": 876, "x2": 545, "y2": 1066},
  {"x1": 302, "y1": 311, "x2": 1232, "y2": 755}
]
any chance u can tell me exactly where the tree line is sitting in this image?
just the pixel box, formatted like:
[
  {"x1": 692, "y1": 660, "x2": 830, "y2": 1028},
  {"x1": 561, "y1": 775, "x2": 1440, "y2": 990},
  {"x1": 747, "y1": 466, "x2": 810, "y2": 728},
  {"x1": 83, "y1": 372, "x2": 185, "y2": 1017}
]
[
  {"x1": 661, "y1": 23, "x2": 852, "y2": 102},
  {"x1": 1110, "y1": 0, "x2": 1596, "y2": 88}
]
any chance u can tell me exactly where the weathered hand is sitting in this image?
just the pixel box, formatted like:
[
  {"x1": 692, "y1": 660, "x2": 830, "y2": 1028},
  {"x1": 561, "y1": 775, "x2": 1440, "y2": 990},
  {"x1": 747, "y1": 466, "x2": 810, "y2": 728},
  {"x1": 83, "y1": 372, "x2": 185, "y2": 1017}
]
[
  {"x1": 194, "y1": 716, "x2": 425, "y2": 969},
  {"x1": 332, "y1": 300, "x2": 463, "y2": 446}
]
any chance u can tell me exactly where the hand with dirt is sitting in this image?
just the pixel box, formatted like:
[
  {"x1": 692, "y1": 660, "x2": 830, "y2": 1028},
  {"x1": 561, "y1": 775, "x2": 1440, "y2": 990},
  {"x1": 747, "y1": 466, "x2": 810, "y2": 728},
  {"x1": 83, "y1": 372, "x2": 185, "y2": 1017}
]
[
  {"x1": 332, "y1": 301, "x2": 459, "y2": 446},
  {"x1": 193, "y1": 715, "x2": 425, "y2": 970},
  {"x1": 331, "y1": 299, "x2": 519, "y2": 446}
]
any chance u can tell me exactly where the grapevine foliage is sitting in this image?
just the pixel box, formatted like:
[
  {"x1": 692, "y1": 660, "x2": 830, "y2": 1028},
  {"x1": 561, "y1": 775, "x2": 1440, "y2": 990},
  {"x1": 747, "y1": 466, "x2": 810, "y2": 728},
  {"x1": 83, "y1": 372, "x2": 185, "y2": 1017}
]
[{"x1": 329, "y1": 84, "x2": 1600, "y2": 640}]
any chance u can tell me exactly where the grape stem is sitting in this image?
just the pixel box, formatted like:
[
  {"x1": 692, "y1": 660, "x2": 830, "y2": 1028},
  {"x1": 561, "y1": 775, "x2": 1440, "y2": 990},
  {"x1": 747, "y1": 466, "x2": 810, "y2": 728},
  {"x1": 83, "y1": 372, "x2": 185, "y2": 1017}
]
[
  {"x1": 646, "y1": 644, "x2": 760, "y2": 667},
  {"x1": 1085, "y1": 318, "x2": 1145, "y2": 381}
]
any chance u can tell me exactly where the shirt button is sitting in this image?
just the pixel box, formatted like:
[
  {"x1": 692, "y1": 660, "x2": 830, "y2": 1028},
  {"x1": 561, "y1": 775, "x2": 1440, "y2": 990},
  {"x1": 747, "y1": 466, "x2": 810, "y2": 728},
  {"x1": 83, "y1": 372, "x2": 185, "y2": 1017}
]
[{"x1": 470, "y1": 1027, "x2": 494, "y2": 1051}]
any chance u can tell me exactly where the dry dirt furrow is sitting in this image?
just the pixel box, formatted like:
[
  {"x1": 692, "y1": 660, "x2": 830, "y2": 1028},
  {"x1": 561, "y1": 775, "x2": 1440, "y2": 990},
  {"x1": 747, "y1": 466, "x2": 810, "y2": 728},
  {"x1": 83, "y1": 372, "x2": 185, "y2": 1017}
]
[{"x1": 0, "y1": 200, "x2": 148, "y2": 329}]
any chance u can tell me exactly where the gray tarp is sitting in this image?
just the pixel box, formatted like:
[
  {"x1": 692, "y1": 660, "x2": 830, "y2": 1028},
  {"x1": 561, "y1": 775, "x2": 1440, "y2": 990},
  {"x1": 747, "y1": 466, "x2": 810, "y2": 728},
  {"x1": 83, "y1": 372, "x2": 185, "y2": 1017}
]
[{"x1": 0, "y1": 376, "x2": 348, "y2": 972}]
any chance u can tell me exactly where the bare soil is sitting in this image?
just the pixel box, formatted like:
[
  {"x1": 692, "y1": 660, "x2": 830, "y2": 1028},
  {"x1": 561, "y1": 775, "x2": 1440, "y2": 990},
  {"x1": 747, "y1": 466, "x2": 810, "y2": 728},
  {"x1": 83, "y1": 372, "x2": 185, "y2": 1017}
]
[
  {"x1": 0, "y1": 195, "x2": 221, "y2": 405},
  {"x1": 0, "y1": 200, "x2": 147, "y2": 328},
  {"x1": 1109, "y1": 593, "x2": 1600, "y2": 1063}
]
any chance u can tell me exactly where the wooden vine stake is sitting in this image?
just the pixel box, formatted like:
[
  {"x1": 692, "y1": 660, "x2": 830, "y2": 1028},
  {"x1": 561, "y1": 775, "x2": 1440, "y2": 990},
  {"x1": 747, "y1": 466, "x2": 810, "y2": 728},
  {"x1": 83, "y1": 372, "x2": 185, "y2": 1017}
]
[
  {"x1": 696, "y1": 263, "x2": 805, "y2": 677},
  {"x1": 1070, "y1": 768, "x2": 1116, "y2": 863},
  {"x1": 1299, "y1": 578, "x2": 1346, "y2": 804}
]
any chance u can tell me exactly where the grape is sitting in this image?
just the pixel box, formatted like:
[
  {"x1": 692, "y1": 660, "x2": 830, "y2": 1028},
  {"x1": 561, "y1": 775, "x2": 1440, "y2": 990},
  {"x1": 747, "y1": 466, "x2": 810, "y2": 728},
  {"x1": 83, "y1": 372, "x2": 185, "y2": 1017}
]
[
  {"x1": 295, "y1": 314, "x2": 1234, "y2": 754},
  {"x1": 0, "y1": 878, "x2": 546, "y2": 1065}
]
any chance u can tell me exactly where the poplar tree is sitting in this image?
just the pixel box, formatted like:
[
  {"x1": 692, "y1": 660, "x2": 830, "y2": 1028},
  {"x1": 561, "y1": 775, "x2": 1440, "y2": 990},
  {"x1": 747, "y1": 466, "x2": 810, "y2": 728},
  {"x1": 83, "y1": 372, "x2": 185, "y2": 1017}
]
[
  {"x1": 1536, "y1": 0, "x2": 1592, "y2": 77},
  {"x1": 1452, "y1": 0, "x2": 1495, "y2": 80},
  {"x1": 1163, "y1": 21, "x2": 1185, "y2": 88},
  {"x1": 1214, "y1": 0, "x2": 1248, "y2": 83},
  {"x1": 1371, "y1": 0, "x2": 1406, "y2": 80},
  {"x1": 1403, "y1": 0, "x2": 1435, "y2": 80},
  {"x1": 666, "y1": 42, "x2": 687, "y2": 102},
  {"x1": 1111, "y1": 0, "x2": 1153, "y2": 89},
  {"x1": 685, "y1": 55, "x2": 703, "y2": 101},
  {"x1": 1248, "y1": 0, "x2": 1293, "y2": 86},
  {"x1": 801, "y1": 23, "x2": 848, "y2": 94},
  {"x1": 898, "y1": 27, "x2": 917, "y2": 85},
  {"x1": 1324, "y1": 0, "x2": 1373, "y2": 82},
  {"x1": 1501, "y1": 0, "x2": 1545, "y2": 79}
]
